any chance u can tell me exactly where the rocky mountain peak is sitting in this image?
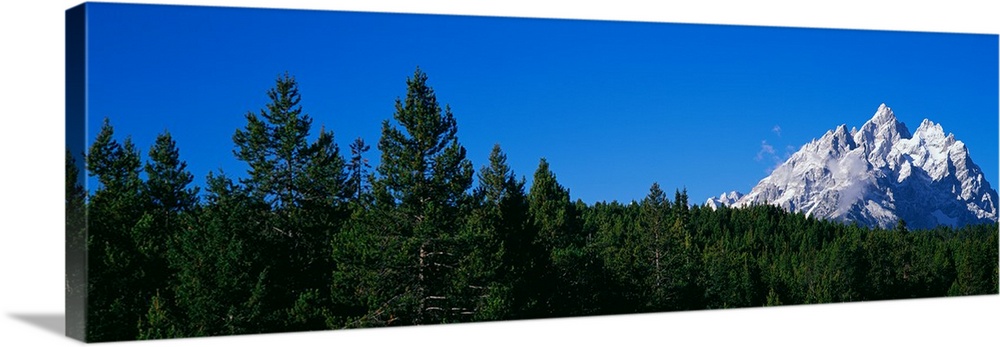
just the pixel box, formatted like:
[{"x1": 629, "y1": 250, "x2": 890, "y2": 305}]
[{"x1": 708, "y1": 104, "x2": 998, "y2": 230}]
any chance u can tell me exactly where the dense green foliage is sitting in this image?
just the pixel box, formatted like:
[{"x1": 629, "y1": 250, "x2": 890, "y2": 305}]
[{"x1": 72, "y1": 69, "x2": 999, "y2": 342}]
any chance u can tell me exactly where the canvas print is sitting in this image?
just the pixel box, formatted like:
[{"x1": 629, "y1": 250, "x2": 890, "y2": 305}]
[{"x1": 65, "y1": 2, "x2": 999, "y2": 343}]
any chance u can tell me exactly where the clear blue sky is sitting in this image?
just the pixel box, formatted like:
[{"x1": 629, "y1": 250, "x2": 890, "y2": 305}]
[{"x1": 83, "y1": 2, "x2": 999, "y2": 205}]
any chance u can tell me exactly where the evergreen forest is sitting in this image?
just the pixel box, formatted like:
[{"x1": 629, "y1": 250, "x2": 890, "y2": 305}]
[{"x1": 65, "y1": 68, "x2": 999, "y2": 342}]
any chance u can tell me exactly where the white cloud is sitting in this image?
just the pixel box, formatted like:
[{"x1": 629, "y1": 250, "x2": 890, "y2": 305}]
[
  {"x1": 757, "y1": 140, "x2": 791, "y2": 174},
  {"x1": 756, "y1": 140, "x2": 776, "y2": 161},
  {"x1": 772, "y1": 125, "x2": 782, "y2": 136}
]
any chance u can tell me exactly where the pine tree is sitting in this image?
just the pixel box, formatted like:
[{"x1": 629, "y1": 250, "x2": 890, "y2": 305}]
[
  {"x1": 670, "y1": 188, "x2": 702, "y2": 310},
  {"x1": 674, "y1": 188, "x2": 690, "y2": 228},
  {"x1": 85, "y1": 118, "x2": 146, "y2": 341},
  {"x1": 231, "y1": 72, "x2": 349, "y2": 213},
  {"x1": 641, "y1": 182, "x2": 680, "y2": 310},
  {"x1": 642, "y1": 183, "x2": 667, "y2": 291},
  {"x1": 145, "y1": 131, "x2": 198, "y2": 214},
  {"x1": 134, "y1": 131, "x2": 198, "y2": 338},
  {"x1": 529, "y1": 159, "x2": 576, "y2": 250},
  {"x1": 455, "y1": 144, "x2": 534, "y2": 320},
  {"x1": 233, "y1": 72, "x2": 312, "y2": 210},
  {"x1": 369, "y1": 67, "x2": 474, "y2": 325},
  {"x1": 374, "y1": 67, "x2": 473, "y2": 212},
  {"x1": 347, "y1": 136, "x2": 372, "y2": 205},
  {"x1": 527, "y1": 158, "x2": 594, "y2": 317},
  {"x1": 142, "y1": 131, "x2": 198, "y2": 268},
  {"x1": 301, "y1": 126, "x2": 349, "y2": 210},
  {"x1": 475, "y1": 144, "x2": 522, "y2": 204},
  {"x1": 231, "y1": 72, "x2": 349, "y2": 332}
]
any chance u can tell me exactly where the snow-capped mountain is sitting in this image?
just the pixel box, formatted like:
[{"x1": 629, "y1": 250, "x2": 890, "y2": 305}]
[
  {"x1": 705, "y1": 191, "x2": 743, "y2": 210},
  {"x1": 709, "y1": 103, "x2": 998, "y2": 230}
]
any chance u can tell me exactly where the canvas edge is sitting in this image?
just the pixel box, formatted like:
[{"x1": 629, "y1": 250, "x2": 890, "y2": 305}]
[
  {"x1": 65, "y1": 2, "x2": 88, "y2": 342},
  {"x1": 56, "y1": 1, "x2": 1000, "y2": 345}
]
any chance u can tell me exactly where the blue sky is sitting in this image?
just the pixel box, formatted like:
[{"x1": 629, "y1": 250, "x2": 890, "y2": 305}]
[{"x1": 83, "y1": 2, "x2": 999, "y2": 205}]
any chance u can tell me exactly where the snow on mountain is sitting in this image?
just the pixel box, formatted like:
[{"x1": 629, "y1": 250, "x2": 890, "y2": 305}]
[
  {"x1": 707, "y1": 103, "x2": 998, "y2": 230},
  {"x1": 705, "y1": 191, "x2": 743, "y2": 210}
]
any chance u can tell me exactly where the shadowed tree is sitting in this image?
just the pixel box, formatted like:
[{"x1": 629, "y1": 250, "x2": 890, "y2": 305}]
[
  {"x1": 165, "y1": 171, "x2": 272, "y2": 336},
  {"x1": 65, "y1": 150, "x2": 88, "y2": 339},
  {"x1": 454, "y1": 144, "x2": 537, "y2": 320},
  {"x1": 528, "y1": 158, "x2": 597, "y2": 317},
  {"x1": 85, "y1": 118, "x2": 146, "y2": 342},
  {"x1": 134, "y1": 131, "x2": 199, "y2": 338}
]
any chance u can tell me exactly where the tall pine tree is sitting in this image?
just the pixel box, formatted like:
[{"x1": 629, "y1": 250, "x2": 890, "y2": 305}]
[
  {"x1": 231, "y1": 72, "x2": 349, "y2": 332},
  {"x1": 369, "y1": 67, "x2": 475, "y2": 325},
  {"x1": 347, "y1": 136, "x2": 372, "y2": 205}
]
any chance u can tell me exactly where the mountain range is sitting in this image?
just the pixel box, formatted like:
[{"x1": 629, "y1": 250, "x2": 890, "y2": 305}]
[{"x1": 706, "y1": 103, "x2": 998, "y2": 230}]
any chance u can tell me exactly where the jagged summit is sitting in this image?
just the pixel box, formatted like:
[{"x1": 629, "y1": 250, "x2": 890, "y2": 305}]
[
  {"x1": 707, "y1": 104, "x2": 998, "y2": 230},
  {"x1": 853, "y1": 104, "x2": 911, "y2": 169},
  {"x1": 705, "y1": 191, "x2": 743, "y2": 210},
  {"x1": 870, "y1": 103, "x2": 896, "y2": 123}
]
